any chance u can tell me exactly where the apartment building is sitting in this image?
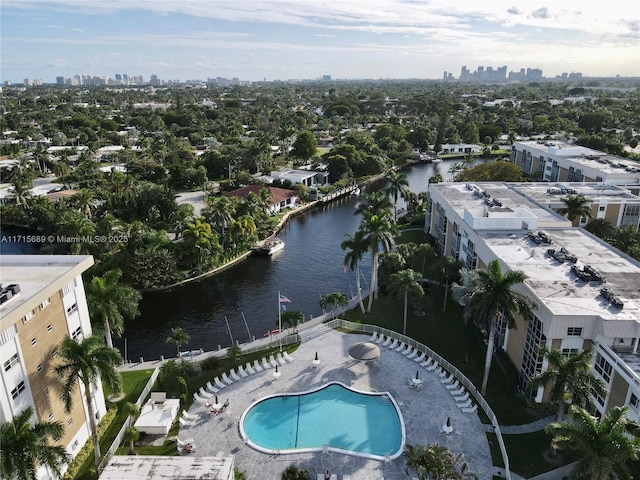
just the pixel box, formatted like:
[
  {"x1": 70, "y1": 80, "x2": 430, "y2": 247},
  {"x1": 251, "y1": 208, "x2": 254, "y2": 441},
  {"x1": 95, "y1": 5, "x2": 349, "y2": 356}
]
[
  {"x1": 425, "y1": 183, "x2": 640, "y2": 420},
  {"x1": 511, "y1": 140, "x2": 640, "y2": 186},
  {"x1": 511, "y1": 182, "x2": 640, "y2": 230},
  {"x1": 0, "y1": 255, "x2": 104, "y2": 480}
]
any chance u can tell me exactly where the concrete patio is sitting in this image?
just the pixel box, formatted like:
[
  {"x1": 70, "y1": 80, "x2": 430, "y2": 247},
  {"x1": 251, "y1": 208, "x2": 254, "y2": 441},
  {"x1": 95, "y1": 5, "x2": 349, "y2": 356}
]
[{"x1": 177, "y1": 324, "x2": 495, "y2": 479}]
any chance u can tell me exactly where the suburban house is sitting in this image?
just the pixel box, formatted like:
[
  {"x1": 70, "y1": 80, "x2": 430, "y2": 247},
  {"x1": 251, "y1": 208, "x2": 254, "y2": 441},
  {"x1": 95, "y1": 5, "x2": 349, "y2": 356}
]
[
  {"x1": 257, "y1": 168, "x2": 330, "y2": 188},
  {"x1": 438, "y1": 143, "x2": 482, "y2": 155},
  {"x1": 223, "y1": 185, "x2": 298, "y2": 214}
]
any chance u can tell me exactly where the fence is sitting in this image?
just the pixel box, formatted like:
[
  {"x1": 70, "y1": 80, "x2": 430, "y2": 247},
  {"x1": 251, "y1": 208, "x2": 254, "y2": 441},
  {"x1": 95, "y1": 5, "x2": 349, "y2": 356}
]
[
  {"x1": 324, "y1": 319, "x2": 512, "y2": 480},
  {"x1": 97, "y1": 367, "x2": 160, "y2": 474}
]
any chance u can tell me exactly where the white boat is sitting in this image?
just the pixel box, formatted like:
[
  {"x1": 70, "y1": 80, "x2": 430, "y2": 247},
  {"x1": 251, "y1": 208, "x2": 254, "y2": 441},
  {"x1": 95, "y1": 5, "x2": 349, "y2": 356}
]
[
  {"x1": 351, "y1": 187, "x2": 360, "y2": 196},
  {"x1": 258, "y1": 239, "x2": 284, "y2": 256}
]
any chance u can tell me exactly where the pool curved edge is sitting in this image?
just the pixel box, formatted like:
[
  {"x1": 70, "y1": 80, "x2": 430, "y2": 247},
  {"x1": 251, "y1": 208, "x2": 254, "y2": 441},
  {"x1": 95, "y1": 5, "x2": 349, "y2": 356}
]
[{"x1": 238, "y1": 381, "x2": 406, "y2": 461}]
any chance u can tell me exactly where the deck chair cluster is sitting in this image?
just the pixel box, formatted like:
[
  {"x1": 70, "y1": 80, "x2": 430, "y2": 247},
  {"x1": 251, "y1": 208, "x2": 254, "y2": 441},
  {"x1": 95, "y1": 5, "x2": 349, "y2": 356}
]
[{"x1": 369, "y1": 331, "x2": 478, "y2": 414}]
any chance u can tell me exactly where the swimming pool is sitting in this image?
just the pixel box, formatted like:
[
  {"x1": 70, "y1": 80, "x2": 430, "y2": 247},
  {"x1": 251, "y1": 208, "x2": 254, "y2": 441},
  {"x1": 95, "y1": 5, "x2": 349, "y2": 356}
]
[{"x1": 239, "y1": 382, "x2": 405, "y2": 460}]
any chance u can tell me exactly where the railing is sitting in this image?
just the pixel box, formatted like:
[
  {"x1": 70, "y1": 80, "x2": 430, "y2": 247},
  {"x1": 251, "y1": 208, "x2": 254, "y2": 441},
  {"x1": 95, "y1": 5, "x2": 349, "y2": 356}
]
[
  {"x1": 97, "y1": 367, "x2": 160, "y2": 474},
  {"x1": 241, "y1": 334, "x2": 301, "y2": 356},
  {"x1": 324, "y1": 319, "x2": 512, "y2": 480}
]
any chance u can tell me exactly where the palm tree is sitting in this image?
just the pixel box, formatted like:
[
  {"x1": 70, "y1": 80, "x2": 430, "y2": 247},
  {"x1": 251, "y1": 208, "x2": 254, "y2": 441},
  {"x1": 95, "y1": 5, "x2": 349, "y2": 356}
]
[
  {"x1": 86, "y1": 269, "x2": 141, "y2": 349},
  {"x1": 354, "y1": 190, "x2": 393, "y2": 219},
  {"x1": 341, "y1": 229, "x2": 369, "y2": 314},
  {"x1": 451, "y1": 259, "x2": 536, "y2": 395},
  {"x1": 122, "y1": 402, "x2": 141, "y2": 455},
  {"x1": 437, "y1": 255, "x2": 460, "y2": 312},
  {"x1": 609, "y1": 225, "x2": 640, "y2": 258},
  {"x1": 166, "y1": 327, "x2": 190, "y2": 357},
  {"x1": 359, "y1": 213, "x2": 397, "y2": 312},
  {"x1": 385, "y1": 170, "x2": 409, "y2": 221},
  {"x1": 205, "y1": 196, "x2": 237, "y2": 236},
  {"x1": 319, "y1": 292, "x2": 349, "y2": 319},
  {"x1": 227, "y1": 344, "x2": 242, "y2": 363},
  {"x1": 585, "y1": 218, "x2": 616, "y2": 240},
  {"x1": 557, "y1": 194, "x2": 592, "y2": 225},
  {"x1": 529, "y1": 347, "x2": 606, "y2": 423},
  {"x1": 182, "y1": 217, "x2": 216, "y2": 270},
  {"x1": 404, "y1": 443, "x2": 477, "y2": 480},
  {"x1": 71, "y1": 188, "x2": 96, "y2": 219},
  {"x1": 389, "y1": 269, "x2": 425, "y2": 335},
  {"x1": 0, "y1": 407, "x2": 71, "y2": 480},
  {"x1": 54, "y1": 335, "x2": 123, "y2": 469},
  {"x1": 546, "y1": 405, "x2": 640, "y2": 480},
  {"x1": 279, "y1": 310, "x2": 304, "y2": 333}
]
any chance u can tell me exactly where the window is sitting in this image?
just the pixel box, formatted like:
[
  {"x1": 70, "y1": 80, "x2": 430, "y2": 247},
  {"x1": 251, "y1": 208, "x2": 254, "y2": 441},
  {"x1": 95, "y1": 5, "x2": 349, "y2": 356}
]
[
  {"x1": 41, "y1": 298, "x2": 51, "y2": 309},
  {"x1": 11, "y1": 381, "x2": 25, "y2": 399},
  {"x1": 562, "y1": 348, "x2": 578, "y2": 357},
  {"x1": 31, "y1": 337, "x2": 37, "y2": 347},
  {"x1": 43, "y1": 387, "x2": 49, "y2": 396},
  {"x1": 23, "y1": 311, "x2": 34, "y2": 323},
  {"x1": 567, "y1": 327, "x2": 583, "y2": 336},
  {"x1": 71, "y1": 326, "x2": 82, "y2": 340},
  {"x1": 47, "y1": 324, "x2": 53, "y2": 333},
  {"x1": 599, "y1": 206, "x2": 605, "y2": 212},
  {"x1": 630, "y1": 393, "x2": 639, "y2": 410},
  {"x1": 3, "y1": 353, "x2": 18, "y2": 372},
  {"x1": 66, "y1": 303, "x2": 78, "y2": 315},
  {"x1": 67, "y1": 418, "x2": 73, "y2": 426},
  {"x1": 37, "y1": 363, "x2": 43, "y2": 373},
  {"x1": 594, "y1": 353, "x2": 613, "y2": 383},
  {"x1": 48, "y1": 413, "x2": 54, "y2": 421}
]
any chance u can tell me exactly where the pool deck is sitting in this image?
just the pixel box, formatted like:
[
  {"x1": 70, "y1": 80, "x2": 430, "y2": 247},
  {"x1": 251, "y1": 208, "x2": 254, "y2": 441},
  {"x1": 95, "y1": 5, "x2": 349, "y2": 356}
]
[{"x1": 179, "y1": 324, "x2": 495, "y2": 479}]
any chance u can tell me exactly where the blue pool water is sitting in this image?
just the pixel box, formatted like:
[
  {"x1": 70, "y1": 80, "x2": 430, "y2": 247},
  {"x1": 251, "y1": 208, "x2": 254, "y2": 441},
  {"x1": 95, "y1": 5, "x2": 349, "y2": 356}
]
[{"x1": 240, "y1": 382, "x2": 404, "y2": 459}]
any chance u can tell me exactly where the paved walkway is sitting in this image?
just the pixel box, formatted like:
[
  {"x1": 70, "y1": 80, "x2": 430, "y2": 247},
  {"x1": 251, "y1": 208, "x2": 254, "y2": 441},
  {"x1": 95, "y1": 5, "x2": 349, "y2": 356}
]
[
  {"x1": 483, "y1": 416, "x2": 555, "y2": 434},
  {"x1": 177, "y1": 326, "x2": 496, "y2": 479}
]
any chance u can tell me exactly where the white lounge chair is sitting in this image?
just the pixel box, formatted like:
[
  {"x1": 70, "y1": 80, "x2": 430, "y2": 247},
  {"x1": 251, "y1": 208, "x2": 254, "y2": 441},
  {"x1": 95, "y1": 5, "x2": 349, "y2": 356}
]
[
  {"x1": 262, "y1": 357, "x2": 271, "y2": 369},
  {"x1": 269, "y1": 355, "x2": 278, "y2": 368},
  {"x1": 413, "y1": 352, "x2": 426, "y2": 363},
  {"x1": 276, "y1": 352, "x2": 287, "y2": 365},
  {"x1": 283, "y1": 351, "x2": 295, "y2": 362},
  {"x1": 238, "y1": 365, "x2": 249, "y2": 377},
  {"x1": 222, "y1": 372, "x2": 233, "y2": 385},
  {"x1": 206, "y1": 381, "x2": 219, "y2": 394},
  {"x1": 369, "y1": 332, "x2": 378, "y2": 342},
  {"x1": 449, "y1": 385, "x2": 465, "y2": 395},
  {"x1": 425, "y1": 360, "x2": 439, "y2": 372},
  {"x1": 406, "y1": 348, "x2": 417, "y2": 359},
  {"x1": 198, "y1": 387, "x2": 213, "y2": 398},
  {"x1": 457, "y1": 399, "x2": 473, "y2": 409},
  {"x1": 446, "y1": 381, "x2": 462, "y2": 391},
  {"x1": 193, "y1": 393, "x2": 207, "y2": 404},
  {"x1": 401, "y1": 344, "x2": 413, "y2": 355},
  {"x1": 381, "y1": 336, "x2": 391, "y2": 347},
  {"x1": 462, "y1": 404, "x2": 478, "y2": 414},
  {"x1": 253, "y1": 359, "x2": 263, "y2": 372},
  {"x1": 437, "y1": 367, "x2": 447, "y2": 378},
  {"x1": 454, "y1": 392, "x2": 470, "y2": 403},
  {"x1": 182, "y1": 410, "x2": 197, "y2": 421},
  {"x1": 179, "y1": 417, "x2": 194, "y2": 428},
  {"x1": 214, "y1": 377, "x2": 226, "y2": 389},
  {"x1": 245, "y1": 362, "x2": 256, "y2": 375},
  {"x1": 440, "y1": 373, "x2": 455, "y2": 385},
  {"x1": 177, "y1": 437, "x2": 194, "y2": 448},
  {"x1": 387, "y1": 339, "x2": 398, "y2": 349},
  {"x1": 230, "y1": 369, "x2": 241, "y2": 381},
  {"x1": 420, "y1": 357, "x2": 434, "y2": 368},
  {"x1": 395, "y1": 342, "x2": 406, "y2": 353}
]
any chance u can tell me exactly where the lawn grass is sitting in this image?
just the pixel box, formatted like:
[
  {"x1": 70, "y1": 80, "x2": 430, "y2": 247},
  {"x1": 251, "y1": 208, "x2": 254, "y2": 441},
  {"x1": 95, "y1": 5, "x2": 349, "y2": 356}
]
[{"x1": 502, "y1": 430, "x2": 575, "y2": 478}]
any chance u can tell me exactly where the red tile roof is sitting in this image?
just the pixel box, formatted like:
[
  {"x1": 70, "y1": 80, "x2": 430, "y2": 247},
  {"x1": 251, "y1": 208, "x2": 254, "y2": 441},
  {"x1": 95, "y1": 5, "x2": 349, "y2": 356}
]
[{"x1": 223, "y1": 185, "x2": 296, "y2": 204}]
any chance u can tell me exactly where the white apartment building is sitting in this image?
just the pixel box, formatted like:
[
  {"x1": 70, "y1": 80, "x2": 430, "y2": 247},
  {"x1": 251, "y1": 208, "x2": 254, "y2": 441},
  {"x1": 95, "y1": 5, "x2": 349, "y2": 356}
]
[
  {"x1": 511, "y1": 140, "x2": 640, "y2": 186},
  {"x1": 425, "y1": 183, "x2": 640, "y2": 420},
  {"x1": 0, "y1": 255, "x2": 105, "y2": 480}
]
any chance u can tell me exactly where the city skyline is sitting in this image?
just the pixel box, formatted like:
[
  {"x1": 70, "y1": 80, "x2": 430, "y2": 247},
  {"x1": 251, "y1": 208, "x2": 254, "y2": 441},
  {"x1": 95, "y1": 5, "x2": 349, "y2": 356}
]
[{"x1": 1, "y1": 0, "x2": 639, "y2": 84}]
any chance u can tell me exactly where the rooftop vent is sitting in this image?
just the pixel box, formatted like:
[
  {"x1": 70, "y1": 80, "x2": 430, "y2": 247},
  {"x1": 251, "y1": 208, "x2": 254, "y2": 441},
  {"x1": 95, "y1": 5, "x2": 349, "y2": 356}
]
[
  {"x1": 0, "y1": 284, "x2": 20, "y2": 305},
  {"x1": 599, "y1": 288, "x2": 624, "y2": 309}
]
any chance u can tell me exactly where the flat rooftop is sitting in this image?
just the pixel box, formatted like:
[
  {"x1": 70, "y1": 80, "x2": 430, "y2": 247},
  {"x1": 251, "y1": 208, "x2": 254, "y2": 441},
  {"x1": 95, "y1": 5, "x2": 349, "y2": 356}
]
[
  {"x1": 100, "y1": 455, "x2": 234, "y2": 480},
  {"x1": 515, "y1": 140, "x2": 640, "y2": 175},
  {"x1": 481, "y1": 228, "x2": 640, "y2": 320},
  {"x1": 512, "y1": 182, "x2": 640, "y2": 205},
  {"x1": 430, "y1": 182, "x2": 569, "y2": 227},
  {"x1": 0, "y1": 255, "x2": 94, "y2": 328}
]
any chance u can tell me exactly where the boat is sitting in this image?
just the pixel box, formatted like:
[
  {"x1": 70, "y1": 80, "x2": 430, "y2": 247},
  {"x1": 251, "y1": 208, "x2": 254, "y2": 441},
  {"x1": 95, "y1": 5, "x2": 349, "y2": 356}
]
[
  {"x1": 258, "y1": 239, "x2": 284, "y2": 256},
  {"x1": 263, "y1": 329, "x2": 281, "y2": 337},
  {"x1": 351, "y1": 187, "x2": 360, "y2": 196}
]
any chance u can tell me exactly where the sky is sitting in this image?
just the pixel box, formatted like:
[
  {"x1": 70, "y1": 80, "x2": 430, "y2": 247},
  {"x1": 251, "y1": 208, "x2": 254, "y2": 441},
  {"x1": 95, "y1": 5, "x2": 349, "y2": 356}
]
[{"x1": 1, "y1": 0, "x2": 639, "y2": 84}]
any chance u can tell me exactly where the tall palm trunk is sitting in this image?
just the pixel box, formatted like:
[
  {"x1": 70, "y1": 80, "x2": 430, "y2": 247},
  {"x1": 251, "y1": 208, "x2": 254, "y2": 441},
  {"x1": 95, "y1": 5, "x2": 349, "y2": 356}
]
[
  {"x1": 480, "y1": 314, "x2": 498, "y2": 395},
  {"x1": 403, "y1": 290, "x2": 408, "y2": 335},
  {"x1": 367, "y1": 252, "x2": 379, "y2": 312},
  {"x1": 355, "y1": 263, "x2": 365, "y2": 314},
  {"x1": 84, "y1": 381, "x2": 102, "y2": 468},
  {"x1": 102, "y1": 316, "x2": 114, "y2": 349},
  {"x1": 443, "y1": 277, "x2": 449, "y2": 312}
]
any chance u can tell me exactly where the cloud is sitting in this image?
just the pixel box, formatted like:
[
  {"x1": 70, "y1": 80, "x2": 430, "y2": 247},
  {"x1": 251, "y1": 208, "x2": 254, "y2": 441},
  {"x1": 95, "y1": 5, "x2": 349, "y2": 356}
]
[
  {"x1": 531, "y1": 7, "x2": 550, "y2": 19},
  {"x1": 622, "y1": 19, "x2": 640, "y2": 32},
  {"x1": 316, "y1": 34, "x2": 335, "y2": 38},
  {"x1": 70, "y1": 28, "x2": 89, "y2": 34},
  {"x1": 507, "y1": 7, "x2": 522, "y2": 15}
]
